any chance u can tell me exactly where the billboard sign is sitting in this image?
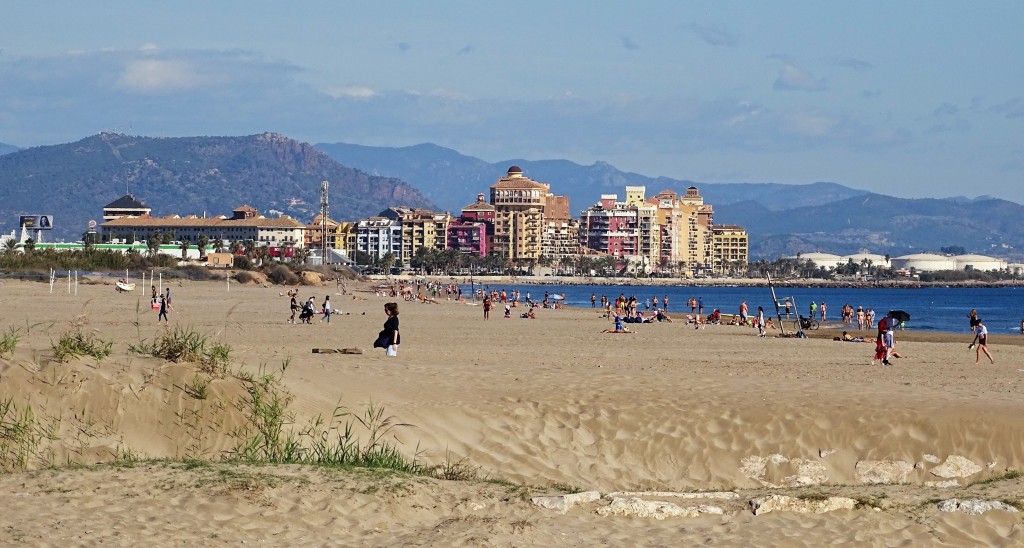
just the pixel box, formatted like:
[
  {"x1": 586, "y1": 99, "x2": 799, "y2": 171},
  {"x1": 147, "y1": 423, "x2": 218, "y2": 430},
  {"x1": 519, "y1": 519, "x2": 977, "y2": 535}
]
[{"x1": 20, "y1": 215, "x2": 54, "y2": 230}]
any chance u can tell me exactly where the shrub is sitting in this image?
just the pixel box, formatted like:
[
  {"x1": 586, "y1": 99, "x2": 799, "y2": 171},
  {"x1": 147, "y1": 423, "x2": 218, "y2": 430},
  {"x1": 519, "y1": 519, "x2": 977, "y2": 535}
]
[
  {"x1": 234, "y1": 270, "x2": 258, "y2": 284},
  {"x1": 266, "y1": 264, "x2": 299, "y2": 285},
  {"x1": 233, "y1": 256, "x2": 254, "y2": 270},
  {"x1": 130, "y1": 325, "x2": 231, "y2": 376},
  {"x1": 52, "y1": 329, "x2": 113, "y2": 362}
]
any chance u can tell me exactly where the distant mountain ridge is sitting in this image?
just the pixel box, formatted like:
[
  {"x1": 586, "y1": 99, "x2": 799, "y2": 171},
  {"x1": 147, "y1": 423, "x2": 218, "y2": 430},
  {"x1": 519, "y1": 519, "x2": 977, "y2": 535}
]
[
  {"x1": 314, "y1": 142, "x2": 869, "y2": 213},
  {"x1": 0, "y1": 142, "x2": 18, "y2": 156},
  {"x1": 316, "y1": 141, "x2": 1024, "y2": 260},
  {"x1": 0, "y1": 133, "x2": 436, "y2": 241}
]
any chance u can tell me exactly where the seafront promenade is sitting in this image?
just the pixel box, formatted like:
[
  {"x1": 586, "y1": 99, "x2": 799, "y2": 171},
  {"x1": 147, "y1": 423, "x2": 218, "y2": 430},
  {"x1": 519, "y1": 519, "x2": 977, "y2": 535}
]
[{"x1": 370, "y1": 274, "x2": 1024, "y2": 289}]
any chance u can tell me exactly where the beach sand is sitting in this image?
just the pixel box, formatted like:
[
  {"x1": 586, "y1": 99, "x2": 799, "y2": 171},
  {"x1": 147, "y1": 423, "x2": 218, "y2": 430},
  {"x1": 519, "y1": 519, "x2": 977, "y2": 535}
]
[{"x1": 1, "y1": 277, "x2": 1023, "y2": 546}]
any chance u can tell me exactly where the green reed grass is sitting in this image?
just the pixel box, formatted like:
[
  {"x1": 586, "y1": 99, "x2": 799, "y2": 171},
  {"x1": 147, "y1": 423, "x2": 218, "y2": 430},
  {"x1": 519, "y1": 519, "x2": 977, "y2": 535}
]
[
  {"x1": 51, "y1": 329, "x2": 113, "y2": 362},
  {"x1": 0, "y1": 326, "x2": 20, "y2": 357}
]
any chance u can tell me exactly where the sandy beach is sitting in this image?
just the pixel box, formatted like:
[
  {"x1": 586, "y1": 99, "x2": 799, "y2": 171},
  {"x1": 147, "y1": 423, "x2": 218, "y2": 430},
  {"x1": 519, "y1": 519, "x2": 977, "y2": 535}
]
[{"x1": 1, "y1": 276, "x2": 1023, "y2": 546}]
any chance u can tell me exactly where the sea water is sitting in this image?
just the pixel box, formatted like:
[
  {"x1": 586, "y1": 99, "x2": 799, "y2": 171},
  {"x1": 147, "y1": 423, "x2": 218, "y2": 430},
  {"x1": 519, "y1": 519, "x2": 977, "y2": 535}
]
[{"x1": 462, "y1": 282, "x2": 1024, "y2": 335}]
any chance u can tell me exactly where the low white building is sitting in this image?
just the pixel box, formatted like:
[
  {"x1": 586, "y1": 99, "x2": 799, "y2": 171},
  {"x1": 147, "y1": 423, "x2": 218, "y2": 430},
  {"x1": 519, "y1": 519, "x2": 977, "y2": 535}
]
[
  {"x1": 842, "y1": 253, "x2": 890, "y2": 268},
  {"x1": 891, "y1": 253, "x2": 957, "y2": 272},
  {"x1": 792, "y1": 252, "x2": 844, "y2": 268},
  {"x1": 954, "y1": 254, "x2": 1007, "y2": 271}
]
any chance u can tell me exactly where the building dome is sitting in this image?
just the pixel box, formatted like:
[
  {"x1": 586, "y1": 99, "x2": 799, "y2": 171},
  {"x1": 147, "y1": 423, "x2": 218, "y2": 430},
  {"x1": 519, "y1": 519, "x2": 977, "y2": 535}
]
[
  {"x1": 792, "y1": 252, "x2": 844, "y2": 267},
  {"x1": 954, "y1": 254, "x2": 1006, "y2": 271},
  {"x1": 891, "y1": 253, "x2": 956, "y2": 272},
  {"x1": 507, "y1": 166, "x2": 523, "y2": 177}
]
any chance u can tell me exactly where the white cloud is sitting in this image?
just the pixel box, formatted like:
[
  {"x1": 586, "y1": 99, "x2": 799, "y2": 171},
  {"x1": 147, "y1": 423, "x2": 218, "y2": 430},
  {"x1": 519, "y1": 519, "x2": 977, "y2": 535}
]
[
  {"x1": 325, "y1": 86, "x2": 376, "y2": 99},
  {"x1": 117, "y1": 59, "x2": 199, "y2": 93},
  {"x1": 773, "y1": 64, "x2": 826, "y2": 92},
  {"x1": 138, "y1": 43, "x2": 160, "y2": 53}
]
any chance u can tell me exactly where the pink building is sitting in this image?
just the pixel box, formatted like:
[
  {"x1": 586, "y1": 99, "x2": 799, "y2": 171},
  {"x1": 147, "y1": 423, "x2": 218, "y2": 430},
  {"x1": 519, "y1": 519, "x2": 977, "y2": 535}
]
[
  {"x1": 580, "y1": 194, "x2": 639, "y2": 257},
  {"x1": 447, "y1": 219, "x2": 489, "y2": 256},
  {"x1": 451, "y1": 193, "x2": 495, "y2": 256}
]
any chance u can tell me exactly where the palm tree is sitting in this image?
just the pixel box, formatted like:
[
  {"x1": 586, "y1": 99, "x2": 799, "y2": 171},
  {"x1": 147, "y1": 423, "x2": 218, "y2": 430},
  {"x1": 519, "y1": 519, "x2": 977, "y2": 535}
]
[
  {"x1": 229, "y1": 240, "x2": 242, "y2": 256},
  {"x1": 4, "y1": 238, "x2": 19, "y2": 254},
  {"x1": 197, "y1": 234, "x2": 209, "y2": 259},
  {"x1": 147, "y1": 233, "x2": 163, "y2": 256},
  {"x1": 213, "y1": 238, "x2": 225, "y2": 253},
  {"x1": 179, "y1": 240, "x2": 190, "y2": 259}
]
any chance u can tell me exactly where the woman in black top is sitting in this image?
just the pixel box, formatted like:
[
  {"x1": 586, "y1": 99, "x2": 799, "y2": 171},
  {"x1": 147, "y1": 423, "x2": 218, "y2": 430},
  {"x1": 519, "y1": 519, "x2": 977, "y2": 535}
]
[{"x1": 383, "y1": 302, "x2": 400, "y2": 356}]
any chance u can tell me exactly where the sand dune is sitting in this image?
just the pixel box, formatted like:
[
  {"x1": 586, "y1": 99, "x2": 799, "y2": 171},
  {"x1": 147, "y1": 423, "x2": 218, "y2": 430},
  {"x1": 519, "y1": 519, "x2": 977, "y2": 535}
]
[{"x1": 1, "y1": 277, "x2": 1023, "y2": 545}]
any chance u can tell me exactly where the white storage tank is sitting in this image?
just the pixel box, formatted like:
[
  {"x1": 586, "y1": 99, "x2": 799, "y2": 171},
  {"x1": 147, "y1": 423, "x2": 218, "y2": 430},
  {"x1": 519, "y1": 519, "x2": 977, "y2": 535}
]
[
  {"x1": 842, "y1": 253, "x2": 890, "y2": 268},
  {"x1": 793, "y1": 252, "x2": 844, "y2": 269},
  {"x1": 891, "y1": 253, "x2": 957, "y2": 272},
  {"x1": 954, "y1": 254, "x2": 1006, "y2": 271}
]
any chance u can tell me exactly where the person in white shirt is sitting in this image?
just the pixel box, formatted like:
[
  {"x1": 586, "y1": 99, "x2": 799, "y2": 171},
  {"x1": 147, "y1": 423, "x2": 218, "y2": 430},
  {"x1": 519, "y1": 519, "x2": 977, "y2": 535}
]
[{"x1": 971, "y1": 320, "x2": 995, "y2": 365}]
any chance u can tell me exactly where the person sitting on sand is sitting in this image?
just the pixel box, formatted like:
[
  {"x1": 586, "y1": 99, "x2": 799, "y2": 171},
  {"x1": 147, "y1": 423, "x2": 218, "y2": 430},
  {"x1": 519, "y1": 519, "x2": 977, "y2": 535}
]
[{"x1": 655, "y1": 309, "x2": 673, "y2": 322}]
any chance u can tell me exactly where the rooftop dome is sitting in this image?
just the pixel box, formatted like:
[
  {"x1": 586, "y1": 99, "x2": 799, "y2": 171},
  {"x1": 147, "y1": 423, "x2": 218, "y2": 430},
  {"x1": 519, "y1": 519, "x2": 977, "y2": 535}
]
[{"x1": 507, "y1": 166, "x2": 523, "y2": 177}]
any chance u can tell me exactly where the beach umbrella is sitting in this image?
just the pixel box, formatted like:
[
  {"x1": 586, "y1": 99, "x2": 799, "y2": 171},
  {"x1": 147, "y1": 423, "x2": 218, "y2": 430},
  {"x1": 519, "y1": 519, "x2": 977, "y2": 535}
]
[{"x1": 889, "y1": 310, "x2": 911, "y2": 322}]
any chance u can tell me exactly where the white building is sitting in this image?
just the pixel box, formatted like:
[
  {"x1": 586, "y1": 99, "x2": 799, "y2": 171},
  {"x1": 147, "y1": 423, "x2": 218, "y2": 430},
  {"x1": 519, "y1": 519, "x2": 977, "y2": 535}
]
[
  {"x1": 793, "y1": 252, "x2": 844, "y2": 268},
  {"x1": 891, "y1": 253, "x2": 957, "y2": 272},
  {"x1": 842, "y1": 253, "x2": 890, "y2": 268},
  {"x1": 954, "y1": 254, "x2": 1007, "y2": 271},
  {"x1": 355, "y1": 218, "x2": 402, "y2": 262}
]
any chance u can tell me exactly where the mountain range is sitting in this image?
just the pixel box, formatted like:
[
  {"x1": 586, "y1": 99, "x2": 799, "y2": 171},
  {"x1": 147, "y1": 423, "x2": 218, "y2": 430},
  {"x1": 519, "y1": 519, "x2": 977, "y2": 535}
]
[
  {"x1": 1, "y1": 134, "x2": 1021, "y2": 260},
  {"x1": 0, "y1": 133, "x2": 435, "y2": 241},
  {"x1": 0, "y1": 142, "x2": 18, "y2": 156},
  {"x1": 314, "y1": 142, "x2": 1024, "y2": 260}
]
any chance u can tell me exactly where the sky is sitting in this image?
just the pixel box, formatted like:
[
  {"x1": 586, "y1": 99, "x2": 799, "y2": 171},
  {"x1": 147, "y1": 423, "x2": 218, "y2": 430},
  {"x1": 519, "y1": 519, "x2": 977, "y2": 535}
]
[{"x1": 1, "y1": 1, "x2": 1022, "y2": 201}]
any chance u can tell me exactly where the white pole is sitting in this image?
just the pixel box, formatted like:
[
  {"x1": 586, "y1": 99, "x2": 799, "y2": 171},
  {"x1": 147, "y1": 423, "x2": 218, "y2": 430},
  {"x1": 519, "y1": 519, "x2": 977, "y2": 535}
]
[
  {"x1": 49, "y1": 268, "x2": 54, "y2": 293},
  {"x1": 75, "y1": 271, "x2": 78, "y2": 296},
  {"x1": 68, "y1": 270, "x2": 71, "y2": 294},
  {"x1": 159, "y1": 272, "x2": 162, "y2": 297},
  {"x1": 142, "y1": 271, "x2": 146, "y2": 295},
  {"x1": 226, "y1": 274, "x2": 230, "y2": 292}
]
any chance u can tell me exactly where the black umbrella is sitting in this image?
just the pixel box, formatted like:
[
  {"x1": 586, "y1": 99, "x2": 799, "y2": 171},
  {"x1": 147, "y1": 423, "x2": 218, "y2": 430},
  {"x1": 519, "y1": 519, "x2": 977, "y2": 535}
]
[{"x1": 889, "y1": 310, "x2": 911, "y2": 323}]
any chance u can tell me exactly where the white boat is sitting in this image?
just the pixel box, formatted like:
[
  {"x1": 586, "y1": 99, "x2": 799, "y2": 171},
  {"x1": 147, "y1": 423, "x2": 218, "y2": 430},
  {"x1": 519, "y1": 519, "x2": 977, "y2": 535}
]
[{"x1": 115, "y1": 281, "x2": 136, "y2": 292}]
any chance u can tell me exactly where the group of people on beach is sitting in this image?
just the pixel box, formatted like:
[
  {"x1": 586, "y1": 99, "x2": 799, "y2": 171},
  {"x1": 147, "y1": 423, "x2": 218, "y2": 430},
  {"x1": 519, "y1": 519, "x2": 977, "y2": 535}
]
[{"x1": 287, "y1": 288, "x2": 334, "y2": 324}]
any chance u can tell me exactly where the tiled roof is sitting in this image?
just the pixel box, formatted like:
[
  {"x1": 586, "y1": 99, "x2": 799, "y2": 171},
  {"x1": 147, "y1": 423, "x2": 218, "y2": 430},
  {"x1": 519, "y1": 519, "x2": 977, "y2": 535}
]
[
  {"x1": 104, "y1": 194, "x2": 150, "y2": 209},
  {"x1": 491, "y1": 177, "x2": 549, "y2": 190},
  {"x1": 101, "y1": 216, "x2": 304, "y2": 228},
  {"x1": 462, "y1": 200, "x2": 495, "y2": 211}
]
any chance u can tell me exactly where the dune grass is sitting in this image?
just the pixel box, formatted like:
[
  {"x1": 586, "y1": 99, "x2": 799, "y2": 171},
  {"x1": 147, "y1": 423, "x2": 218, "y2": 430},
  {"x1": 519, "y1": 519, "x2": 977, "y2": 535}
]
[
  {"x1": 51, "y1": 328, "x2": 113, "y2": 362},
  {"x1": 0, "y1": 326, "x2": 20, "y2": 357}
]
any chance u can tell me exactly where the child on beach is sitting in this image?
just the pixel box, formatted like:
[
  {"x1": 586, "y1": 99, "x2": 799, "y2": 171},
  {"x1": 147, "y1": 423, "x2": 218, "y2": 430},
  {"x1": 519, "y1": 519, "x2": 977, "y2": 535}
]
[
  {"x1": 970, "y1": 319, "x2": 995, "y2": 364},
  {"x1": 756, "y1": 306, "x2": 766, "y2": 337}
]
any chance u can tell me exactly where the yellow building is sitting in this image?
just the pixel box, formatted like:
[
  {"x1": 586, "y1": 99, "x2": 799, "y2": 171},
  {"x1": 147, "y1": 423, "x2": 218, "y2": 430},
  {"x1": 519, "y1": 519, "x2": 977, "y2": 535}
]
[
  {"x1": 490, "y1": 166, "x2": 549, "y2": 262},
  {"x1": 712, "y1": 225, "x2": 749, "y2": 274},
  {"x1": 380, "y1": 207, "x2": 452, "y2": 259}
]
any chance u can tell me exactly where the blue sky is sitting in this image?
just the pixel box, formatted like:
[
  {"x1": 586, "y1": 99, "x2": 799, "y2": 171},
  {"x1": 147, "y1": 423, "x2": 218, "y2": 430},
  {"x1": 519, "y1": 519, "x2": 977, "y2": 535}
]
[{"x1": 1, "y1": 1, "x2": 1022, "y2": 201}]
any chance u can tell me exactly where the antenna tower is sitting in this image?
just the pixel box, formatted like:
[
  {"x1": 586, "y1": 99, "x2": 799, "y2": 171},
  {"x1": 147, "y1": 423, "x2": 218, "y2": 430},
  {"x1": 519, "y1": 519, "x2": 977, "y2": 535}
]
[{"x1": 320, "y1": 180, "x2": 330, "y2": 265}]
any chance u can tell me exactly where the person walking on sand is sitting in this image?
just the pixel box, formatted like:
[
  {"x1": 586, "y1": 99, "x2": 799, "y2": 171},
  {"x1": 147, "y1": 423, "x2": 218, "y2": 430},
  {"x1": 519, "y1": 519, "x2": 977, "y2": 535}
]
[
  {"x1": 591, "y1": 293, "x2": 596, "y2": 308},
  {"x1": 289, "y1": 293, "x2": 298, "y2": 324},
  {"x1": 756, "y1": 306, "x2": 766, "y2": 337},
  {"x1": 157, "y1": 294, "x2": 170, "y2": 322},
  {"x1": 698, "y1": 297, "x2": 704, "y2": 316},
  {"x1": 809, "y1": 301, "x2": 817, "y2": 320},
  {"x1": 820, "y1": 301, "x2": 827, "y2": 322},
  {"x1": 483, "y1": 296, "x2": 492, "y2": 320},
  {"x1": 321, "y1": 295, "x2": 332, "y2": 323},
  {"x1": 739, "y1": 300, "x2": 748, "y2": 324},
  {"x1": 970, "y1": 319, "x2": 995, "y2": 364}
]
